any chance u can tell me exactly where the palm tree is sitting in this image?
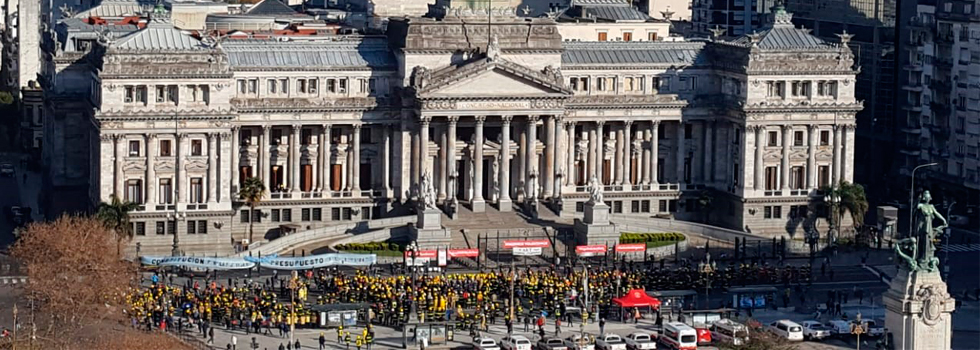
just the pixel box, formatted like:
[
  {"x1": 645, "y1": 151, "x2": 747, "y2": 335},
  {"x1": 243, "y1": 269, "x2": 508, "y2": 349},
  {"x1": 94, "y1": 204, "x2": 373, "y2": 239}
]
[
  {"x1": 239, "y1": 176, "x2": 266, "y2": 245},
  {"x1": 820, "y1": 181, "x2": 869, "y2": 243},
  {"x1": 96, "y1": 195, "x2": 139, "y2": 256}
]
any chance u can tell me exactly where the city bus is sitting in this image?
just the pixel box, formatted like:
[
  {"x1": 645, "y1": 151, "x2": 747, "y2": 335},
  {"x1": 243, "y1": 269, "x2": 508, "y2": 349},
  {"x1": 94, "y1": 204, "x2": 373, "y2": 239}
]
[
  {"x1": 660, "y1": 322, "x2": 698, "y2": 350},
  {"x1": 709, "y1": 319, "x2": 749, "y2": 346}
]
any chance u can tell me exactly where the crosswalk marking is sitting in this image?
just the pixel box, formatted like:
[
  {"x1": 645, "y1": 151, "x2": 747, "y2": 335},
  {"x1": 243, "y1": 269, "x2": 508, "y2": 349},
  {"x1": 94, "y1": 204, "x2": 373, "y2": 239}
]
[{"x1": 938, "y1": 244, "x2": 980, "y2": 252}]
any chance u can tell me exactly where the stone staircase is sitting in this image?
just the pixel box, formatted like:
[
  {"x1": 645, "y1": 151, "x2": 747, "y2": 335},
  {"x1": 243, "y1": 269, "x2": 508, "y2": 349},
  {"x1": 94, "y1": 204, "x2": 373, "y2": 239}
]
[{"x1": 439, "y1": 202, "x2": 573, "y2": 268}]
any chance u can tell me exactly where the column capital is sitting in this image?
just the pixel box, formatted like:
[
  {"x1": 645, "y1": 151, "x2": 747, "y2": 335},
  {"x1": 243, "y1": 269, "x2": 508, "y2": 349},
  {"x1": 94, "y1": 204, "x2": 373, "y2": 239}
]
[
  {"x1": 554, "y1": 114, "x2": 564, "y2": 123},
  {"x1": 147, "y1": 133, "x2": 158, "y2": 140},
  {"x1": 292, "y1": 124, "x2": 302, "y2": 132},
  {"x1": 177, "y1": 132, "x2": 189, "y2": 139},
  {"x1": 781, "y1": 124, "x2": 792, "y2": 132},
  {"x1": 844, "y1": 124, "x2": 856, "y2": 131},
  {"x1": 501, "y1": 115, "x2": 513, "y2": 124},
  {"x1": 595, "y1": 120, "x2": 604, "y2": 127},
  {"x1": 528, "y1": 115, "x2": 540, "y2": 122},
  {"x1": 262, "y1": 125, "x2": 272, "y2": 132},
  {"x1": 808, "y1": 124, "x2": 818, "y2": 132},
  {"x1": 475, "y1": 115, "x2": 486, "y2": 124},
  {"x1": 220, "y1": 132, "x2": 231, "y2": 141},
  {"x1": 447, "y1": 115, "x2": 459, "y2": 124},
  {"x1": 651, "y1": 120, "x2": 660, "y2": 127},
  {"x1": 352, "y1": 123, "x2": 363, "y2": 130},
  {"x1": 624, "y1": 120, "x2": 633, "y2": 127},
  {"x1": 421, "y1": 116, "x2": 432, "y2": 124},
  {"x1": 322, "y1": 123, "x2": 332, "y2": 130},
  {"x1": 749, "y1": 125, "x2": 764, "y2": 132}
]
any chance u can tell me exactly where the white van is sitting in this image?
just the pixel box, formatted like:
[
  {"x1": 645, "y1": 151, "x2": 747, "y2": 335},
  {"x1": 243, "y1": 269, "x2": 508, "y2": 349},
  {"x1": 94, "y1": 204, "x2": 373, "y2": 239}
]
[
  {"x1": 660, "y1": 322, "x2": 698, "y2": 350},
  {"x1": 710, "y1": 319, "x2": 750, "y2": 345},
  {"x1": 767, "y1": 320, "x2": 804, "y2": 341}
]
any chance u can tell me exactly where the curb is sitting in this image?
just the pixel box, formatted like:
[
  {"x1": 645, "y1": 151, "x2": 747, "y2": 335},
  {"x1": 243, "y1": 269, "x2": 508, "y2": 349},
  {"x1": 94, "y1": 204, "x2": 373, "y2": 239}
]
[{"x1": 864, "y1": 265, "x2": 892, "y2": 284}]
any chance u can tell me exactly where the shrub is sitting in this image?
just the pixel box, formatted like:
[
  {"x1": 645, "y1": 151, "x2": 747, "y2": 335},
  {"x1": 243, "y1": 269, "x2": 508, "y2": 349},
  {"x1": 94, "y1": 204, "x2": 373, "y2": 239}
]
[
  {"x1": 335, "y1": 241, "x2": 405, "y2": 252},
  {"x1": 618, "y1": 232, "x2": 686, "y2": 244}
]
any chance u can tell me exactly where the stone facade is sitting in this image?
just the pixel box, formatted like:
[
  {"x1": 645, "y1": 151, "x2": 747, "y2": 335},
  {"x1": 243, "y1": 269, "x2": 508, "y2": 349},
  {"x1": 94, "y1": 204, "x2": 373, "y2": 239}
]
[{"x1": 41, "y1": 5, "x2": 860, "y2": 256}]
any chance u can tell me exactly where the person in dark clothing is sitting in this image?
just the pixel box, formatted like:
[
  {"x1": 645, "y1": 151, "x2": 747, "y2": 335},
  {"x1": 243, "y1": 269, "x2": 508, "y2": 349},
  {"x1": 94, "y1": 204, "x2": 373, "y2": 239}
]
[
  {"x1": 599, "y1": 318, "x2": 606, "y2": 335},
  {"x1": 319, "y1": 333, "x2": 326, "y2": 350},
  {"x1": 295, "y1": 340, "x2": 301, "y2": 349},
  {"x1": 523, "y1": 316, "x2": 530, "y2": 332}
]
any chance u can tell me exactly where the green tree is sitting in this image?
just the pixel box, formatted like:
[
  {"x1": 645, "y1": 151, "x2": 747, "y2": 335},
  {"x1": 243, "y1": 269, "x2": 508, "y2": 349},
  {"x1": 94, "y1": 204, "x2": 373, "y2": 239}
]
[
  {"x1": 239, "y1": 176, "x2": 266, "y2": 245},
  {"x1": 96, "y1": 195, "x2": 139, "y2": 256},
  {"x1": 821, "y1": 181, "x2": 869, "y2": 241}
]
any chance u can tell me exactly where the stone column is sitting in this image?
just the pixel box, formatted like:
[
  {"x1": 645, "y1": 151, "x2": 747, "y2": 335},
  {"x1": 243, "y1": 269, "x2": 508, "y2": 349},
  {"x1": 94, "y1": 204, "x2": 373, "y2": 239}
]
[
  {"x1": 208, "y1": 133, "x2": 218, "y2": 203},
  {"x1": 260, "y1": 126, "x2": 270, "y2": 193},
  {"x1": 781, "y1": 125, "x2": 791, "y2": 191},
  {"x1": 323, "y1": 125, "x2": 332, "y2": 193},
  {"x1": 642, "y1": 126, "x2": 651, "y2": 185},
  {"x1": 410, "y1": 124, "x2": 420, "y2": 187},
  {"x1": 587, "y1": 124, "x2": 597, "y2": 180},
  {"x1": 651, "y1": 121, "x2": 659, "y2": 185},
  {"x1": 596, "y1": 121, "x2": 605, "y2": 183},
  {"x1": 381, "y1": 124, "x2": 391, "y2": 196},
  {"x1": 291, "y1": 125, "x2": 301, "y2": 194},
  {"x1": 352, "y1": 124, "x2": 362, "y2": 194},
  {"x1": 499, "y1": 116, "x2": 513, "y2": 211},
  {"x1": 544, "y1": 115, "x2": 556, "y2": 198},
  {"x1": 517, "y1": 123, "x2": 526, "y2": 196},
  {"x1": 754, "y1": 126, "x2": 764, "y2": 191},
  {"x1": 566, "y1": 121, "x2": 576, "y2": 186},
  {"x1": 438, "y1": 123, "x2": 448, "y2": 201},
  {"x1": 175, "y1": 133, "x2": 185, "y2": 203},
  {"x1": 703, "y1": 121, "x2": 713, "y2": 184},
  {"x1": 114, "y1": 135, "x2": 124, "y2": 199},
  {"x1": 147, "y1": 134, "x2": 157, "y2": 205},
  {"x1": 807, "y1": 125, "x2": 817, "y2": 189},
  {"x1": 420, "y1": 117, "x2": 431, "y2": 178},
  {"x1": 231, "y1": 127, "x2": 240, "y2": 195},
  {"x1": 554, "y1": 116, "x2": 565, "y2": 190},
  {"x1": 472, "y1": 116, "x2": 486, "y2": 212},
  {"x1": 446, "y1": 117, "x2": 458, "y2": 200},
  {"x1": 843, "y1": 125, "x2": 854, "y2": 182},
  {"x1": 623, "y1": 121, "x2": 632, "y2": 187},
  {"x1": 526, "y1": 115, "x2": 539, "y2": 197},
  {"x1": 833, "y1": 125, "x2": 842, "y2": 185},
  {"x1": 675, "y1": 122, "x2": 685, "y2": 184},
  {"x1": 614, "y1": 124, "x2": 624, "y2": 185}
]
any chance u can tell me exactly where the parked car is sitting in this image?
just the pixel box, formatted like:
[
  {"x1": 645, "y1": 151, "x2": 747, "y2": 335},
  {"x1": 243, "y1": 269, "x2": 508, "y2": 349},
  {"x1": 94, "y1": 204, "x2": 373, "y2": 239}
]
[
  {"x1": 564, "y1": 334, "x2": 595, "y2": 350},
  {"x1": 854, "y1": 319, "x2": 885, "y2": 337},
  {"x1": 474, "y1": 336, "x2": 501, "y2": 350},
  {"x1": 766, "y1": 320, "x2": 804, "y2": 341},
  {"x1": 537, "y1": 336, "x2": 568, "y2": 350},
  {"x1": 501, "y1": 335, "x2": 533, "y2": 350},
  {"x1": 799, "y1": 320, "x2": 831, "y2": 341},
  {"x1": 0, "y1": 163, "x2": 13, "y2": 177},
  {"x1": 596, "y1": 334, "x2": 627, "y2": 350},
  {"x1": 825, "y1": 320, "x2": 852, "y2": 336},
  {"x1": 624, "y1": 333, "x2": 656, "y2": 350}
]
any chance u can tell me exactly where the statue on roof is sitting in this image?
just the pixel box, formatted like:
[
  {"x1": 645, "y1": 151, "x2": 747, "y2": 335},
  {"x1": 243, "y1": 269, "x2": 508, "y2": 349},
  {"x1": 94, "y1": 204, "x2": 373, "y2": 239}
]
[
  {"x1": 486, "y1": 35, "x2": 500, "y2": 62},
  {"x1": 410, "y1": 66, "x2": 430, "y2": 90},
  {"x1": 542, "y1": 65, "x2": 563, "y2": 85}
]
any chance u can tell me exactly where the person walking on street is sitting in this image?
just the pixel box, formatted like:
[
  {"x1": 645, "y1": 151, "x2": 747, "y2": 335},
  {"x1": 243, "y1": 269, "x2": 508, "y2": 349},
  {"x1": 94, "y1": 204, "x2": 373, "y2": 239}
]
[
  {"x1": 555, "y1": 318, "x2": 561, "y2": 336},
  {"x1": 599, "y1": 318, "x2": 606, "y2": 335},
  {"x1": 319, "y1": 332, "x2": 326, "y2": 350},
  {"x1": 232, "y1": 335, "x2": 238, "y2": 350}
]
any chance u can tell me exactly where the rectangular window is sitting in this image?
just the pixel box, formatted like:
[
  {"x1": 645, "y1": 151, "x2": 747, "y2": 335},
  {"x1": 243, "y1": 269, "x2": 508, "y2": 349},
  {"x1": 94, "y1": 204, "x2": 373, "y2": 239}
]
[
  {"x1": 765, "y1": 166, "x2": 778, "y2": 190},
  {"x1": 800, "y1": 81, "x2": 811, "y2": 97},
  {"x1": 332, "y1": 208, "x2": 341, "y2": 221},
  {"x1": 190, "y1": 178, "x2": 203, "y2": 203},
  {"x1": 327, "y1": 79, "x2": 337, "y2": 93},
  {"x1": 279, "y1": 79, "x2": 289, "y2": 94},
  {"x1": 191, "y1": 139, "x2": 203, "y2": 156},
  {"x1": 238, "y1": 79, "x2": 247, "y2": 94},
  {"x1": 820, "y1": 130, "x2": 830, "y2": 146},
  {"x1": 773, "y1": 206, "x2": 782, "y2": 218},
  {"x1": 794, "y1": 131, "x2": 804, "y2": 146},
  {"x1": 268, "y1": 79, "x2": 277, "y2": 94},
  {"x1": 598, "y1": 32, "x2": 608, "y2": 41},
  {"x1": 312, "y1": 208, "x2": 322, "y2": 221},
  {"x1": 156, "y1": 85, "x2": 166, "y2": 103},
  {"x1": 309, "y1": 79, "x2": 318, "y2": 94},
  {"x1": 135, "y1": 222, "x2": 146, "y2": 236},
  {"x1": 647, "y1": 32, "x2": 658, "y2": 41},
  {"x1": 791, "y1": 81, "x2": 801, "y2": 96},
  {"x1": 342, "y1": 208, "x2": 352, "y2": 220},
  {"x1": 271, "y1": 209, "x2": 280, "y2": 222},
  {"x1": 159, "y1": 179, "x2": 173, "y2": 204},
  {"x1": 156, "y1": 221, "x2": 165, "y2": 235},
  {"x1": 651, "y1": 77, "x2": 661, "y2": 92},
  {"x1": 241, "y1": 209, "x2": 250, "y2": 223},
  {"x1": 272, "y1": 128, "x2": 282, "y2": 145},
  {"x1": 622, "y1": 32, "x2": 633, "y2": 41},
  {"x1": 167, "y1": 85, "x2": 178, "y2": 104},
  {"x1": 659, "y1": 200, "x2": 667, "y2": 212},
  {"x1": 282, "y1": 209, "x2": 292, "y2": 222},
  {"x1": 768, "y1": 131, "x2": 778, "y2": 146},
  {"x1": 302, "y1": 128, "x2": 313, "y2": 145},
  {"x1": 125, "y1": 179, "x2": 142, "y2": 204},
  {"x1": 129, "y1": 140, "x2": 140, "y2": 156},
  {"x1": 765, "y1": 206, "x2": 772, "y2": 219},
  {"x1": 248, "y1": 79, "x2": 257, "y2": 94},
  {"x1": 302, "y1": 208, "x2": 311, "y2": 221},
  {"x1": 198, "y1": 220, "x2": 207, "y2": 234},
  {"x1": 252, "y1": 210, "x2": 261, "y2": 223},
  {"x1": 187, "y1": 220, "x2": 197, "y2": 234},
  {"x1": 790, "y1": 166, "x2": 805, "y2": 190},
  {"x1": 167, "y1": 221, "x2": 175, "y2": 235},
  {"x1": 775, "y1": 81, "x2": 785, "y2": 98},
  {"x1": 338, "y1": 79, "x2": 348, "y2": 93},
  {"x1": 819, "y1": 165, "x2": 830, "y2": 187},
  {"x1": 159, "y1": 140, "x2": 172, "y2": 157},
  {"x1": 135, "y1": 86, "x2": 147, "y2": 104},
  {"x1": 298, "y1": 79, "x2": 308, "y2": 93},
  {"x1": 125, "y1": 86, "x2": 134, "y2": 103}
]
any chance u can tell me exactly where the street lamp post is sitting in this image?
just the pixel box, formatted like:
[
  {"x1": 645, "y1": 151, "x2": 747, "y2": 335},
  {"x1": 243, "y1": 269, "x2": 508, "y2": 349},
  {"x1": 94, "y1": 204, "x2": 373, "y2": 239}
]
[
  {"x1": 699, "y1": 253, "x2": 716, "y2": 309},
  {"x1": 909, "y1": 163, "x2": 938, "y2": 235},
  {"x1": 167, "y1": 211, "x2": 185, "y2": 257},
  {"x1": 172, "y1": 114, "x2": 181, "y2": 257},
  {"x1": 288, "y1": 270, "x2": 299, "y2": 347},
  {"x1": 944, "y1": 201, "x2": 955, "y2": 281},
  {"x1": 824, "y1": 191, "x2": 841, "y2": 247},
  {"x1": 407, "y1": 242, "x2": 419, "y2": 324}
]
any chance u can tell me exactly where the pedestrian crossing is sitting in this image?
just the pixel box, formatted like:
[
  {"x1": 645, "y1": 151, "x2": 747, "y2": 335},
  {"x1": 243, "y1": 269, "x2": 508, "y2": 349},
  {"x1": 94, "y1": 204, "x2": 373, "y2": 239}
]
[{"x1": 938, "y1": 244, "x2": 980, "y2": 252}]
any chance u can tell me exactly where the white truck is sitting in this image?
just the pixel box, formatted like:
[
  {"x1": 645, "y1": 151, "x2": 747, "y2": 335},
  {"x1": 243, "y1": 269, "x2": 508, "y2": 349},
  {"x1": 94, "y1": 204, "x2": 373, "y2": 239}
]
[
  {"x1": 624, "y1": 333, "x2": 657, "y2": 350},
  {"x1": 799, "y1": 320, "x2": 831, "y2": 341},
  {"x1": 596, "y1": 334, "x2": 627, "y2": 350}
]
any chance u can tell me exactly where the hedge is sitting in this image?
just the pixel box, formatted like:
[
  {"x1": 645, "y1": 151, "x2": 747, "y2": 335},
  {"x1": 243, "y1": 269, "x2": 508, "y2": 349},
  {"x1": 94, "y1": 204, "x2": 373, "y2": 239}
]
[
  {"x1": 335, "y1": 241, "x2": 405, "y2": 253},
  {"x1": 619, "y1": 232, "x2": 686, "y2": 244}
]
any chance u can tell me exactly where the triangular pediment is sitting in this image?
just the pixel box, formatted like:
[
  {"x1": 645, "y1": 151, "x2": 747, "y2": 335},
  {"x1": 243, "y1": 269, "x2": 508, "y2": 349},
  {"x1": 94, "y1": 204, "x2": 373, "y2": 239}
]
[{"x1": 417, "y1": 59, "x2": 572, "y2": 98}]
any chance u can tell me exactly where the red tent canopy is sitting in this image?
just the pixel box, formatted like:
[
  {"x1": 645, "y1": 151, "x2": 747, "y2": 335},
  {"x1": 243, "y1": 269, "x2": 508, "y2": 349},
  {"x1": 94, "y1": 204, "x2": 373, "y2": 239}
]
[{"x1": 612, "y1": 289, "x2": 662, "y2": 309}]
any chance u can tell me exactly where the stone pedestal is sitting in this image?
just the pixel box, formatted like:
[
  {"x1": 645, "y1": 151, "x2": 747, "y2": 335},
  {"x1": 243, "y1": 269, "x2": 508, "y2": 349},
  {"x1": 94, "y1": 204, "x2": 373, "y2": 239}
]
[
  {"x1": 498, "y1": 198, "x2": 513, "y2": 212},
  {"x1": 411, "y1": 208, "x2": 451, "y2": 248},
  {"x1": 574, "y1": 201, "x2": 618, "y2": 246},
  {"x1": 883, "y1": 269, "x2": 956, "y2": 350},
  {"x1": 471, "y1": 199, "x2": 486, "y2": 213}
]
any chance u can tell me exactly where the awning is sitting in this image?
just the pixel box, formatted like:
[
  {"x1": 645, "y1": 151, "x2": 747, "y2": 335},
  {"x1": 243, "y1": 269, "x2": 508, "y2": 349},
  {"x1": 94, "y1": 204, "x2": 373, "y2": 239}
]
[{"x1": 612, "y1": 289, "x2": 662, "y2": 309}]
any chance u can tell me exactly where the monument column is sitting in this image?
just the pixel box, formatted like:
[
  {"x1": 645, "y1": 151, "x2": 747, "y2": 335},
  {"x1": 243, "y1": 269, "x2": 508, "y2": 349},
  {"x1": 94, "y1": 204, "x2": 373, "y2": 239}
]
[
  {"x1": 781, "y1": 125, "x2": 791, "y2": 191},
  {"x1": 675, "y1": 122, "x2": 685, "y2": 184},
  {"x1": 146, "y1": 134, "x2": 157, "y2": 205},
  {"x1": 499, "y1": 116, "x2": 513, "y2": 211},
  {"x1": 352, "y1": 124, "x2": 362, "y2": 194},
  {"x1": 291, "y1": 125, "x2": 301, "y2": 194},
  {"x1": 526, "y1": 115, "x2": 539, "y2": 197},
  {"x1": 651, "y1": 121, "x2": 659, "y2": 185},
  {"x1": 446, "y1": 116, "x2": 458, "y2": 200},
  {"x1": 208, "y1": 133, "x2": 218, "y2": 203},
  {"x1": 472, "y1": 116, "x2": 486, "y2": 212},
  {"x1": 623, "y1": 121, "x2": 632, "y2": 188},
  {"x1": 807, "y1": 125, "x2": 817, "y2": 189},
  {"x1": 230, "y1": 127, "x2": 239, "y2": 195},
  {"x1": 754, "y1": 126, "x2": 764, "y2": 191},
  {"x1": 544, "y1": 115, "x2": 556, "y2": 198},
  {"x1": 260, "y1": 126, "x2": 270, "y2": 193}
]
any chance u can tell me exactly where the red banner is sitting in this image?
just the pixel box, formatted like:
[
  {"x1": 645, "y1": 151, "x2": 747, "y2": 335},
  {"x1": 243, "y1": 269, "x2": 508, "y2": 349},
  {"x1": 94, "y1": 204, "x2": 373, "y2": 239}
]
[
  {"x1": 448, "y1": 249, "x2": 480, "y2": 258},
  {"x1": 575, "y1": 245, "x2": 607, "y2": 255},
  {"x1": 403, "y1": 250, "x2": 438, "y2": 258},
  {"x1": 615, "y1": 244, "x2": 647, "y2": 253},
  {"x1": 502, "y1": 239, "x2": 551, "y2": 249}
]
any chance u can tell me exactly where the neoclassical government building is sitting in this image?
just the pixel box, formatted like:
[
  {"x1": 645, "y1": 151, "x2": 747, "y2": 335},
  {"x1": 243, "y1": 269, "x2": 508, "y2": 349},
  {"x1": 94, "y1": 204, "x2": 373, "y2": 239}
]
[{"x1": 43, "y1": 3, "x2": 860, "y2": 255}]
